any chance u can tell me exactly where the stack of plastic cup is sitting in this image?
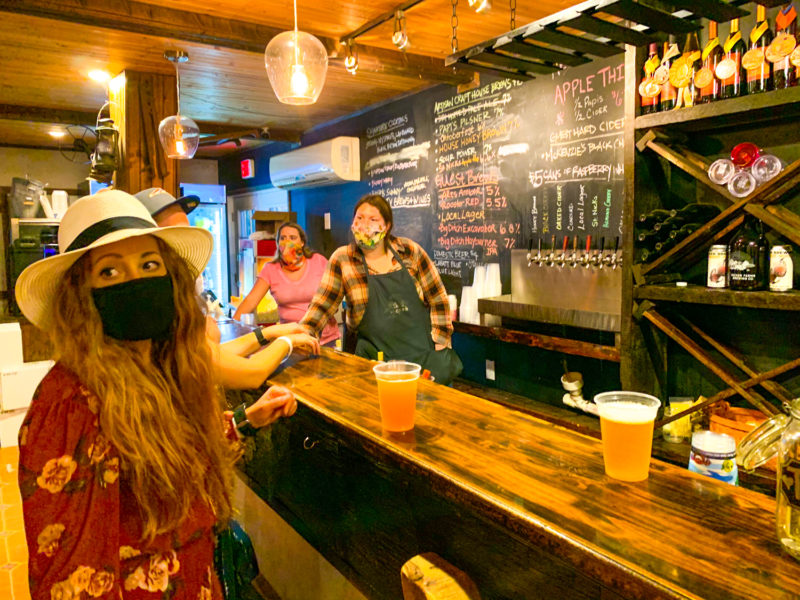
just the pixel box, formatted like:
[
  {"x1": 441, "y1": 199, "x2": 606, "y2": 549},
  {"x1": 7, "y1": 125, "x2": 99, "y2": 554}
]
[{"x1": 707, "y1": 144, "x2": 784, "y2": 199}]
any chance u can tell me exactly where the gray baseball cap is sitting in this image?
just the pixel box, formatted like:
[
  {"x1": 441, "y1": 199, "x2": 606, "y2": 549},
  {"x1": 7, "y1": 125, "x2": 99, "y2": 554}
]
[{"x1": 134, "y1": 187, "x2": 200, "y2": 217}]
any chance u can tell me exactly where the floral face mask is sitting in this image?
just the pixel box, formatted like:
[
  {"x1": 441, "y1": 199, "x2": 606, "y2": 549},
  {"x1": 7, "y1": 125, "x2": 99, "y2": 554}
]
[
  {"x1": 279, "y1": 240, "x2": 306, "y2": 271},
  {"x1": 351, "y1": 223, "x2": 386, "y2": 250}
]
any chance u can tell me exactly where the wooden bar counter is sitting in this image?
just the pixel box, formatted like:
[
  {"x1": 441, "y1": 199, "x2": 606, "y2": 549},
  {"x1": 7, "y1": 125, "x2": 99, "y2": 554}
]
[{"x1": 232, "y1": 348, "x2": 800, "y2": 600}]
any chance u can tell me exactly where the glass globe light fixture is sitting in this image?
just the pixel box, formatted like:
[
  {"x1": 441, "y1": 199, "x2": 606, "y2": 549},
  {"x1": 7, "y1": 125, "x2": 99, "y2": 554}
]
[
  {"x1": 264, "y1": 0, "x2": 328, "y2": 105},
  {"x1": 158, "y1": 50, "x2": 200, "y2": 159}
]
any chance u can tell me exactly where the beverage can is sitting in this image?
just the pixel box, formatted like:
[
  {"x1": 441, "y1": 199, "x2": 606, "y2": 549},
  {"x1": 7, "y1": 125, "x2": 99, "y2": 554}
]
[
  {"x1": 770, "y1": 245, "x2": 794, "y2": 292},
  {"x1": 707, "y1": 245, "x2": 727, "y2": 288},
  {"x1": 688, "y1": 431, "x2": 738, "y2": 485}
]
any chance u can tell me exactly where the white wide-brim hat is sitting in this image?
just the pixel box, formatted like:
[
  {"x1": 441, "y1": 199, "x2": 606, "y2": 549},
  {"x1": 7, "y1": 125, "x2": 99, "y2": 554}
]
[{"x1": 15, "y1": 189, "x2": 213, "y2": 329}]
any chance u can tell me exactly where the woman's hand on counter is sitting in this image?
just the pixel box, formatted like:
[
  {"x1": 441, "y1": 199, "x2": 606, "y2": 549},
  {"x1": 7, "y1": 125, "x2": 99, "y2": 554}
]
[
  {"x1": 246, "y1": 385, "x2": 297, "y2": 427},
  {"x1": 285, "y1": 333, "x2": 321, "y2": 355}
]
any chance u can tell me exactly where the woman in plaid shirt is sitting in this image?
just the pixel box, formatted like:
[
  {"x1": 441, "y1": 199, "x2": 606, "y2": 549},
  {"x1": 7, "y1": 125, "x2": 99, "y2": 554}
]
[{"x1": 300, "y1": 194, "x2": 461, "y2": 384}]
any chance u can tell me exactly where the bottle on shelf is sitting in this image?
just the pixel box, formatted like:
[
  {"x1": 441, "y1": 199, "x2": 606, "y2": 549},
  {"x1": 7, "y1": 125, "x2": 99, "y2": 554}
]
[
  {"x1": 653, "y1": 214, "x2": 688, "y2": 233},
  {"x1": 640, "y1": 42, "x2": 661, "y2": 114},
  {"x1": 672, "y1": 31, "x2": 702, "y2": 107},
  {"x1": 638, "y1": 228, "x2": 670, "y2": 250},
  {"x1": 637, "y1": 208, "x2": 678, "y2": 228},
  {"x1": 655, "y1": 237, "x2": 677, "y2": 255},
  {"x1": 768, "y1": 4, "x2": 798, "y2": 90},
  {"x1": 658, "y1": 35, "x2": 681, "y2": 111},
  {"x1": 698, "y1": 21, "x2": 724, "y2": 103},
  {"x1": 727, "y1": 217, "x2": 769, "y2": 290},
  {"x1": 745, "y1": 5, "x2": 774, "y2": 94},
  {"x1": 677, "y1": 203, "x2": 722, "y2": 221},
  {"x1": 668, "y1": 222, "x2": 703, "y2": 241},
  {"x1": 718, "y1": 18, "x2": 747, "y2": 99}
]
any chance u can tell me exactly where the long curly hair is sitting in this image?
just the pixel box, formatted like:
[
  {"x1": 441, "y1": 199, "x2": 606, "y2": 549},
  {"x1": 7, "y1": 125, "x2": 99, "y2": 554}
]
[{"x1": 50, "y1": 236, "x2": 237, "y2": 541}]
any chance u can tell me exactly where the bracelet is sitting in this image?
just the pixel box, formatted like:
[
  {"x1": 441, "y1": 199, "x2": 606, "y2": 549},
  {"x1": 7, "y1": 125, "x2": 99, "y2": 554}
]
[
  {"x1": 254, "y1": 327, "x2": 268, "y2": 347},
  {"x1": 232, "y1": 403, "x2": 258, "y2": 437},
  {"x1": 276, "y1": 336, "x2": 293, "y2": 358}
]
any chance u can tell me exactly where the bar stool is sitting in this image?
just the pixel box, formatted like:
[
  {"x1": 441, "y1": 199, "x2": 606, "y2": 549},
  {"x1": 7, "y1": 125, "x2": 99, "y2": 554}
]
[{"x1": 401, "y1": 553, "x2": 481, "y2": 600}]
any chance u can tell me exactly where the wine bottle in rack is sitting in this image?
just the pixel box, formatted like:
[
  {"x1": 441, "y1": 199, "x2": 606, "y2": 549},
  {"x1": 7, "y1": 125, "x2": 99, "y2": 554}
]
[
  {"x1": 768, "y1": 4, "x2": 798, "y2": 90},
  {"x1": 659, "y1": 36, "x2": 680, "y2": 111},
  {"x1": 668, "y1": 222, "x2": 703, "y2": 242},
  {"x1": 745, "y1": 5, "x2": 773, "y2": 94},
  {"x1": 638, "y1": 208, "x2": 678, "y2": 228},
  {"x1": 638, "y1": 229, "x2": 669, "y2": 250},
  {"x1": 698, "y1": 21, "x2": 723, "y2": 103},
  {"x1": 640, "y1": 43, "x2": 661, "y2": 115},
  {"x1": 677, "y1": 203, "x2": 721, "y2": 221},
  {"x1": 718, "y1": 18, "x2": 747, "y2": 99}
]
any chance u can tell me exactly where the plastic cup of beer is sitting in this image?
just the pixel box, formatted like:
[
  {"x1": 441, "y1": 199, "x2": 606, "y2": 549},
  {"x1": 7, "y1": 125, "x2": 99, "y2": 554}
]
[
  {"x1": 373, "y1": 361, "x2": 422, "y2": 432},
  {"x1": 594, "y1": 391, "x2": 661, "y2": 482}
]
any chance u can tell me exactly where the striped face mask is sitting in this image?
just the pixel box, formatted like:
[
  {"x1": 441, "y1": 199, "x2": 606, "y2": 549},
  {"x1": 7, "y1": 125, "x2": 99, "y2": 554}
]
[{"x1": 351, "y1": 223, "x2": 386, "y2": 250}]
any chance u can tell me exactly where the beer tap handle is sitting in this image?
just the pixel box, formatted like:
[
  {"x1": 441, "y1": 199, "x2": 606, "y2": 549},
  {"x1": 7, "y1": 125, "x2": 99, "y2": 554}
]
[
  {"x1": 582, "y1": 235, "x2": 592, "y2": 267},
  {"x1": 594, "y1": 237, "x2": 605, "y2": 268},
  {"x1": 571, "y1": 236, "x2": 579, "y2": 267},
  {"x1": 613, "y1": 236, "x2": 622, "y2": 267},
  {"x1": 527, "y1": 238, "x2": 534, "y2": 266}
]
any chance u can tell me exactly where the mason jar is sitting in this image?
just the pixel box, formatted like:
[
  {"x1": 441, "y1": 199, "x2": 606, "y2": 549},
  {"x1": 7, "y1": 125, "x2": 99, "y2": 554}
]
[{"x1": 738, "y1": 399, "x2": 800, "y2": 560}]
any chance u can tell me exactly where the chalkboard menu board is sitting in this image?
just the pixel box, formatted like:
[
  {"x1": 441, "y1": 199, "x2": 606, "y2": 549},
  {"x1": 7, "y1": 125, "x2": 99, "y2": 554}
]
[
  {"x1": 361, "y1": 100, "x2": 435, "y2": 250},
  {"x1": 298, "y1": 55, "x2": 624, "y2": 291},
  {"x1": 429, "y1": 55, "x2": 625, "y2": 288}
]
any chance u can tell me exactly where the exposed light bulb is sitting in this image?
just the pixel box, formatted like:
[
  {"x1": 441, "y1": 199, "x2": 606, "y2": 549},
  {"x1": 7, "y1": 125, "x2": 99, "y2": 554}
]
[
  {"x1": 290, "y1": 64, "x2": 310, "y2": 96},
  {"x1": 48, "y1": 129, "x2": 65, "y2": 139},
  {"x1": 467, "y1": 0, "x2": 491, "y2": 12},
  {"x1": 88, "y1": 69, "x2": 112, "y2": 83},
  {"x1": 344, "y1": 54, "x2": 358, "y2": 75},
  {"x1": 392, "y1": 30, "x2": 409, "y2": 50},
  {"x1": 175, "y1": 138, "x2": 186, "y2": 156}
]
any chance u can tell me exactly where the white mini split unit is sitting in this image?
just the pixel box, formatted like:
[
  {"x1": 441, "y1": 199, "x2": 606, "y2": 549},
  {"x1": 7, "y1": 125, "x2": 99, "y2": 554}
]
[{"x1": 269, "y1": 136, "x2": 361, "y2": 189}]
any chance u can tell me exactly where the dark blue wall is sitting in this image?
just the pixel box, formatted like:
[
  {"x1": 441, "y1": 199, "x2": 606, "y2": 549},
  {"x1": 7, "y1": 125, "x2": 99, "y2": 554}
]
[{"x1": 218, "y1": 141, "x2": 296, "y2": 193}]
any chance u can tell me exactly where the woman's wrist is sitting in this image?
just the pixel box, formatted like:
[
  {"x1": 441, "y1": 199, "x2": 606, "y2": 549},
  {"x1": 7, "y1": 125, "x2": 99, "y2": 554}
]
[{"x1": 276, "y1": 335, "x2": 293, "y2": 358}]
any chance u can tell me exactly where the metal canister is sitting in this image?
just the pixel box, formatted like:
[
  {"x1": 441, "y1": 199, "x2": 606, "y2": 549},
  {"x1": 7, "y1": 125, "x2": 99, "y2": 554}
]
[
  {"x1": 770, "y1": 245, "x2": 794, "y2": 292},
  {"x1": 707, "y1": 244, "x2": 727, "y2": 288}
]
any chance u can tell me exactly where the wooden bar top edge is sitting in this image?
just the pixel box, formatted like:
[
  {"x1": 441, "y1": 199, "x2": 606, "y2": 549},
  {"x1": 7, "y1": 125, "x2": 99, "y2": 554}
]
[{"x1": 262, "y1": 349, "x2": 799, "y2": 600}]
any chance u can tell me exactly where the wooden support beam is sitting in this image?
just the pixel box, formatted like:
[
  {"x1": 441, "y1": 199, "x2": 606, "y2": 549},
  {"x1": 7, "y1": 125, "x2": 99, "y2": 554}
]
[
  {"x1": 109, "y1": 70, "x2": 178, "y2": 196},
  {"x1": 675, "y1": 314, "x2": 795, "y2": 405},
  {"x1": 0, "y1": 0, "x2": 470, "y2": 85},
  {"x1": 0, "y1": 104, "x2": 96, "y2": 125},
  {"x1": 642, "y1": 309, "x2": 779, "y2": 415}
]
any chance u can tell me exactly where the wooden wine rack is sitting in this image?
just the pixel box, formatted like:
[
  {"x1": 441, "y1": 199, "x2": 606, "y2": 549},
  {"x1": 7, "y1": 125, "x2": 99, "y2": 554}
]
[{"x1": 621, "y1": 46, "x2": 800, "y2": 428}]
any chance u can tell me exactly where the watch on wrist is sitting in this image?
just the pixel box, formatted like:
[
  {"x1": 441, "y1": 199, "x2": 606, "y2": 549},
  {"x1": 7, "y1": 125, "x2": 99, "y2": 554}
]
[
  {"x1": 253, "y1": 327, "x2": 269, "y2": 347},
  {"x1": 232, "y1": 403, "x2": 258, "y2": 437}
]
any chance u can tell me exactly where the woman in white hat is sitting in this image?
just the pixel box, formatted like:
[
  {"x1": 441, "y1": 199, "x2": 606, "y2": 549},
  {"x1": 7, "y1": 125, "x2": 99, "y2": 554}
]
[{"x1": 16, "y1": 190, "x2": 295, "y2": 599}]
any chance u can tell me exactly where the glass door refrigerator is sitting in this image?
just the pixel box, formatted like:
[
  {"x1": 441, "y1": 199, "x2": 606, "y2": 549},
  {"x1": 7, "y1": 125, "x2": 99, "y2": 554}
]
[{"x1": 180, "y1": 183, "x2": 229, "y2": 305}]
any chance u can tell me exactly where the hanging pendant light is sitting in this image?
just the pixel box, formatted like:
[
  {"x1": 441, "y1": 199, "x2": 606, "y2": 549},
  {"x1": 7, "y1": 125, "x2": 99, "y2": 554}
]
[
  {"x1": 158, "y1": 50, "x2": 200, "y2": 159},
  {"x1": 264, "y1": 0, "x2": 328, "y2": 105}
]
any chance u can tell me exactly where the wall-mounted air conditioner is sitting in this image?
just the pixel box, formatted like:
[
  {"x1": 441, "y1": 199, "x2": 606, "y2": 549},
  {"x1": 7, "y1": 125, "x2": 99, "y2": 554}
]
[{"x1": 269, "y1": 136, "x2": 360, "y2": 189}]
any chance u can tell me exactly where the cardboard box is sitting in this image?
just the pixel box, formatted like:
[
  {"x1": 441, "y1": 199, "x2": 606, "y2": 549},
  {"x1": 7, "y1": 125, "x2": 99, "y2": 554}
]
[
  {"x1": 0, "y1": 361, "x2": 54, "y2": 412},
  {"x1": 0, "y1": 324, "x2": 23, "y2": 369}
]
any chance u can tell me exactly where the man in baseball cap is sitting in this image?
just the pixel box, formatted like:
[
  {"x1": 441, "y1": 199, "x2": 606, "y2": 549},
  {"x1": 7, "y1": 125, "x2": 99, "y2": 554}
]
[{"x1": 134, "y1": 187, "x2": 200, "y2": 227}]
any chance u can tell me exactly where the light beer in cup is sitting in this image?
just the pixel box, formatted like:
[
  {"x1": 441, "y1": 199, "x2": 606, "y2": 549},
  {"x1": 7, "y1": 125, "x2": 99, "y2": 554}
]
[
  {"x1": 594, "y1": 392, "x2": 661, "y2": 481},
  {"x1": 373, "y1": 361, "x2": 421, "y2": 432}
]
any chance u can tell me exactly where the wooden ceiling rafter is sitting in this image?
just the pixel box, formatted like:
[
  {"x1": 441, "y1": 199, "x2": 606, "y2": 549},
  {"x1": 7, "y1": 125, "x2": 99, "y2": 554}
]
[
  {"x1": 0, "y1": 104, "x2": 301, "y2": 139},
  {"x1": 0, "y1": 0, "x2": 470, "y2": 86}
]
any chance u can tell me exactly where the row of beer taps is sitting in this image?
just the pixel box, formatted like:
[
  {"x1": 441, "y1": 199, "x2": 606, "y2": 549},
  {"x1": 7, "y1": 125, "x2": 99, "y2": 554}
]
[{"x1": 526, "y1": 235, "x2": 622, "y2": 269}]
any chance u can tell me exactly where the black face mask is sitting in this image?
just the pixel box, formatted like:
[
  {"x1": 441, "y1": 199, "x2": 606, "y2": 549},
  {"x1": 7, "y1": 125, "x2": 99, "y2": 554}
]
[{"x1": 91, "y1": 275, "x2": 175, "y2": 342}]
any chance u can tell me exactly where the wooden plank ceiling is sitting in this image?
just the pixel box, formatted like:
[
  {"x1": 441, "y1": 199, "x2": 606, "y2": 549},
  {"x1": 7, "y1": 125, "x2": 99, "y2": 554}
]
[{"x1": 0, "y1": 0, "x2": 575, "y2": 156}]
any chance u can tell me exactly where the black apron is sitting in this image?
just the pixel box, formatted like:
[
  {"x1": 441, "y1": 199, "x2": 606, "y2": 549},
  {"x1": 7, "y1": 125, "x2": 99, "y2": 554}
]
[{"x1": 354, "y1": 246, "x2": 462, "y2": 385}]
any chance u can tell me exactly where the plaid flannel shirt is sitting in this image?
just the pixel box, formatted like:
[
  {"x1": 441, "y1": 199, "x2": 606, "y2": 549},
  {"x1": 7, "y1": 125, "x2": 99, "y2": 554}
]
[{"x1": 300, "y1": 237, "x2": 453, "y2": 347}]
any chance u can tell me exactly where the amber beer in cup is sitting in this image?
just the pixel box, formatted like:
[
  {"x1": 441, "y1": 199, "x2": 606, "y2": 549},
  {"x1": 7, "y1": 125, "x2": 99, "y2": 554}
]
[
  {"x1": 594, "y1": 391, "x2": 661, "y2": 481},
  {"x1": 372, "y1": 361, "x2": 421, "y2": 432}
]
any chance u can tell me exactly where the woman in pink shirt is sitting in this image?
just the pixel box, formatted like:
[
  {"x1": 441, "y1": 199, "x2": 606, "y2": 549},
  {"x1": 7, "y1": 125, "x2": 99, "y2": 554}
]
[{"x1": 234, "y1": 223, "x2": 340, "y2": 346}]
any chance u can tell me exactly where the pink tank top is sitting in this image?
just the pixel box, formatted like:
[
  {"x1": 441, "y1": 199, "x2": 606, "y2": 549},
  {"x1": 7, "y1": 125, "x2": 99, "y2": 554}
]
[{"x1": 258, "y1": 254, "x2": 340, "y2": 345}]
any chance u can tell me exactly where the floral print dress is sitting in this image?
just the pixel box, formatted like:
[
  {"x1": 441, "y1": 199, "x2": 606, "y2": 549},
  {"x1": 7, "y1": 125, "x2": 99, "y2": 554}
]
[{"x1": 18, "y1": 363, "x2": 223, "y2": 600}]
